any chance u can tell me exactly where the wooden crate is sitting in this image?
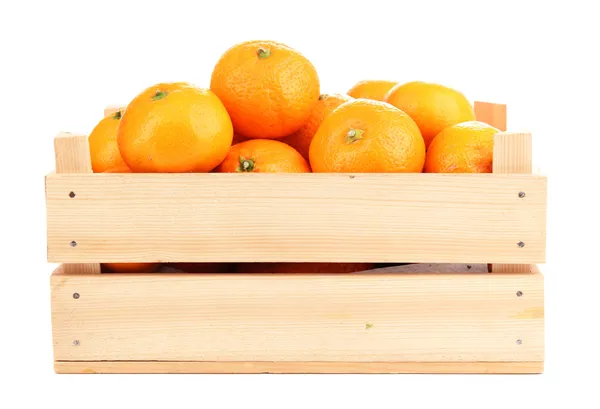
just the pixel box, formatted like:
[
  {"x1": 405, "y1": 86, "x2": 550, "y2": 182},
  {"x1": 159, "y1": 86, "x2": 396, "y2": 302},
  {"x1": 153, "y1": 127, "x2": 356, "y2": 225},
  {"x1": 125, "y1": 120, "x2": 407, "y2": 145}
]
[{"x1": 46, "y1": 101, "x2": 546, "y2": 374}]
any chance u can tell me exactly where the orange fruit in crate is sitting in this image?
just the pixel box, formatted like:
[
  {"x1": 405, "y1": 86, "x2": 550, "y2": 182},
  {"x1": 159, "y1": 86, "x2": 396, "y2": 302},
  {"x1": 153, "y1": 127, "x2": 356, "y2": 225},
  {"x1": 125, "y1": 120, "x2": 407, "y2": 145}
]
[
  {"x1": 347, "y1": 80, "x2": 397, "y2": 101},
  {"x1": 281, "y1": 93, "x2": 353, "y2": 161},
  {"x1": 103, "y1": 165, "x2": 132, "y2": 173},
  {"x1": 236, "y1": 263, "x2": 375, "y2": 274},
  {"x1": 217, "y1": 139, "x2": 310, "y2": 173},
  {"x1": 424, "y1": 121, "x2": 499, "y2": 173},
  {"x1": 309, "y1": 99, "x2": 425, "y2": 173},
  {"x1": 170, "y1": 263, "x2": 232, "y2": 273},
  {"x1": 118, "y1": 82, "x2": 233, "y2": 173},
  {"x1": 103, "y1": 263, "x2": 160, "y2": 273},
  {"x1": 210, "y1": 40, "x2": 320, "y2": 139},
  {"x1": 385, "y1": 81, "x2": 475, "y2": 148},
  {"x1": 88, "y1": 110, "x2": 129, "y2": 173}
]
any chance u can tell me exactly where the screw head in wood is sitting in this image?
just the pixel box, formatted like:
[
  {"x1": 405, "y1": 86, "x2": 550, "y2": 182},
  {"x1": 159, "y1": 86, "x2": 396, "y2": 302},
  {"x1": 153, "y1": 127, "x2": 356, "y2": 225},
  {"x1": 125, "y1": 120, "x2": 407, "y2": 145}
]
[
  {"x1": 516, "y1": 339, "x2": 522, "y2": 345},
  {"x1": 73, "y1": 340, "x2": 80, "y2": 346},
  {"x1": 517, "y1": 241, "x2": 525, "y2": 247},
  {"x1": 70, "y1": 241, "x2": 77, "y2": 247},
  {"x1": 73, "y1": 293, "x2": 80, "y2": 299},
  {"x1": 516, "y1": 291, "x2": 523, "y2": 297},
  {"x1": 518, "y1": 191, "x2": 525, "y2": 198},
  {"x1": 69, "y1": 191, "x2": 76, "y2": 198}
]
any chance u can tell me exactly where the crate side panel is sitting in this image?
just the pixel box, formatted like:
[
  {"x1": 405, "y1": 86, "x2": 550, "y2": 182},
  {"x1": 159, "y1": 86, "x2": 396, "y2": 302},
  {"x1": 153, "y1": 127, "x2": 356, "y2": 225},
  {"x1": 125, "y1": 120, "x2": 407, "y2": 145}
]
[
  {"x1": 51, "y1": 272, "x2": 544, "y2": 362},
  {"x1": 54, "y1": 361, "x2": 543, "y2": 374},
  {"x1": 46, "y1": 173, "x2": 547, "y2": 263}
]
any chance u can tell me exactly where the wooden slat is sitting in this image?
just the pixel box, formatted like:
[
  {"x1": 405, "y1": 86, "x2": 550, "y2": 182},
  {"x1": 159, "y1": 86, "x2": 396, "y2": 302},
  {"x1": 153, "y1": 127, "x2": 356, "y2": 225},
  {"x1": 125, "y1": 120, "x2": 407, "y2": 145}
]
[
  {"x1": 475, "y1": 101, "x2": 507, "y2": 131},
  {"x1": 104, "y1": 105, "x2": 125, "y2": 117},
  {"x1": 54, "y1": 132, "x2": 93, "y2": 174},
  {"x1": 51, "y1": 271, "x2": 544, "y2": 362},
  {"x1": 54, "y1": 361, "x2": 543, "y2": 374},
  {"x1": 493, "y1": 133, "x2": 533, "y2": 174},
  {"x1": 492, "y1": 132, "x2": 536, "y2": 273},
  {"x1": 45, "y1": 173, "x2": 547, "y2": 264},
  {"x1": 52, "y1": 133, "x2": 100, "y2": 274}
]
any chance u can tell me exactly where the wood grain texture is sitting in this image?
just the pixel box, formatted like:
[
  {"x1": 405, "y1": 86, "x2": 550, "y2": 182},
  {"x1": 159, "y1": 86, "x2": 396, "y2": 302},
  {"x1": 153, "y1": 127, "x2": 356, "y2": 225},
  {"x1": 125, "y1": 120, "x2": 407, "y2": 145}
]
[
  {"x1": 54, "y1": 132, "x2": 93, "y2": 174},
  {"x1": 103, "y1": 105, "x2": 125, "y2": 117},
  {"x1": 475, "y1": 101, "x2": 507, "y2": 131},
  {"x1": 51, "y1": 271, "x2": 544, "y2": 362},
  {"x1": 492, "y1": 132, "x2": 536, "y2": 273},
  {"x1": 493, "y1": 133, "x2": 533, "y2": 174},
  {"x1": 52, "y1": 133, "x2": 100, "y2": 274},
  {"x1": 45, "y1": 173, "x2": 547, "y2": 264},
  {"x1": 54, "y1": 361, "x2": 543, "y2": 374}
]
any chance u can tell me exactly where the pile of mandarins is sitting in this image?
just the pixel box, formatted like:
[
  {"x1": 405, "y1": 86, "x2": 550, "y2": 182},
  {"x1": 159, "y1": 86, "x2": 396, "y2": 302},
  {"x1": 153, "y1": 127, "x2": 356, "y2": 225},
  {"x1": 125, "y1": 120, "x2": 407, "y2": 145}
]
[{"x1": 89, "y1": 39, "x2": 500, "y2": 274}]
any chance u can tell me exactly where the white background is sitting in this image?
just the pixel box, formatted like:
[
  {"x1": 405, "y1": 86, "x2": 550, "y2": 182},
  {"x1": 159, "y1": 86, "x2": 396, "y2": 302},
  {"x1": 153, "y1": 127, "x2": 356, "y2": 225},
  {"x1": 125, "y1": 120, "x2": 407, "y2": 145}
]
[{"x1": 1, "y1": 0, "x2": 599, "y2": 407}]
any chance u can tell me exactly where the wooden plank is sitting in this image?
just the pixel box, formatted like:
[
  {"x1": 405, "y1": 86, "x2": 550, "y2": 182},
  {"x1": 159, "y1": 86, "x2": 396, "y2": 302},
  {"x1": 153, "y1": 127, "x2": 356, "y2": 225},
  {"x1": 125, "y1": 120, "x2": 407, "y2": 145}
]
[
  {"x1": 54, "y1": 132, "x2": 93, "y2": 174},
  {"x1": 52, "y1": 133, "x2": 100, "y2": 275},
  {"x1": 55, "y1": 361, "x2": 543, "y2": 374},
  {"x1": 475, "y1": 101, "x2": 507, "y2": 131},
  {"x1": 104, "y1": 105, "x2": 125, "y2": 117},
  {"x1": 45, "y1": 173, "x2": 547, "y2": 264},
  {"x1": 51, "y1": 272, "x2": 544, "y2": 362},
  {"x1": 493, "y1": 133, "x2": 533, "y2": 174},
  {"x1": 492, "y1": 132, "x2": 536, "y2": 273}
]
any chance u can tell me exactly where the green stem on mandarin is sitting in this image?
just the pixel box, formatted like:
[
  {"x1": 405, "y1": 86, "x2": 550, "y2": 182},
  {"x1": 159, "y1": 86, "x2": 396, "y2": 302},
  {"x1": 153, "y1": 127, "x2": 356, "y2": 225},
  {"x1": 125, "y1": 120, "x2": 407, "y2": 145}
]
[
  {"x1": 152, "y1": 90, "x2": 168, "y2": 101},
  {"x1": 318, "y1": 94, "x2": 327, "y2": 100},
  {"x1": 112, "y1": 110, "x2": 122, "y2": 120},
  {"x1": 257, "y1": 48, "x2": 271, "y2": 59},
  {"x1": 345, "y1": 128, "x2": 365, "y2": 144},
  {"x1": 236, "y1": 156, "x2": 255, "y2": 172}
]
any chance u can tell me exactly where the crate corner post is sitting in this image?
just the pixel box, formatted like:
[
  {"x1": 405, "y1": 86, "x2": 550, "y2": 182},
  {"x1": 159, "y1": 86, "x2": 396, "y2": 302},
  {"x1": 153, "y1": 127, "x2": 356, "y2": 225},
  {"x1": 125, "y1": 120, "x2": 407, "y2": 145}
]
[{"x1": 51, "y1": 131, "x2": 100, "y2": 275}]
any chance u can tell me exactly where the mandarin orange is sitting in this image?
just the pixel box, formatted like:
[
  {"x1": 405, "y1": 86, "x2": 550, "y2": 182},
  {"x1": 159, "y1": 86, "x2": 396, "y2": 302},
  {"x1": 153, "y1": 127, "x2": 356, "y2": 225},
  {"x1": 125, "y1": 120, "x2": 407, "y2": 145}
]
[
  {"x1": 309, "y1": 99, "x2": 425, "y2": 173},
  {"x1": 217, "y1": 139, "x2": 310, "y2": 173},
  {"x1": 385, "y1": 81, "x2": 475, "y2": 148},
  {"x1": 210, "y1": 40, "x2": 320, "y2": 139},
  {"x1": 281, "y1": 93, "x2": 352, "y2": 161},
  {"x1": 118, "y1": 82, "x2": 233, "y2": 173}
]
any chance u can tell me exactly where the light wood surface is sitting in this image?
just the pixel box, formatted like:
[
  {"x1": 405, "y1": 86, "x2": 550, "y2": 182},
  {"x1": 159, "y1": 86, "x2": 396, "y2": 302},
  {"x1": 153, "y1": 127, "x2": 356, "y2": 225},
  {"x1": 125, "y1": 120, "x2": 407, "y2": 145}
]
[
  {"x1": 45, "y1": 173, "x2": 547, "y2": 264},
  {"x1": 52, "y1": 133, "x2": 100, "y2": 274},
  {"x1": 54, "y1": 360, "x2": 543, "y2": 374},
  {"x1": 474, "y1": 101, "x2": 507, "y2": 131},
  {"x1": 492, "y1": 132, "x2": 536, "y2": 273},
  {"x1": 51, "y1": 271, "x2": 544, "y2": 362},
  {"x1": 103, "y1": 105, "x2": 125, "y2": 117},
  {"x1": 53, "y1": 132, "x2": 93, "y2": 174},
  {"x1": 493, "y1": 133, "x2": 533, "y2": 174}
]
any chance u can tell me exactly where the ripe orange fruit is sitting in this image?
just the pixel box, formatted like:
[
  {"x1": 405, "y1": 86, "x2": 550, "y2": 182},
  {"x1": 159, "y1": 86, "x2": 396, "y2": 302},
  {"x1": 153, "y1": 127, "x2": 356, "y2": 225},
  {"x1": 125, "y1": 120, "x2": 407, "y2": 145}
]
[
  {"x1": 309, "y1": 99, "x2": 425, "y2": 173},
  {"x1": 210, "y1": 40, "x2": 320, "y2": 139},
  {"x1": 170, "y1": 263, "x2": 232, "y2": 273},
  {"x1": 347, "y1": 80, "x2": 397, "y2": 101},
  {"x1": 235, "y1": 263, "x2": 374, "y2": 274},
  {"x1": 103, "y1": 165, "x2": 132, "y2": 173},
  {"x1": 118, "y1": 82, "x2": 233, "y2": 173},
  {"x1": 217, "y1": 139, "x2": 310, "y2": 173},
  {"x1": 88, "y1": 110, "x2": 129, "y2": 173},
  {"x1": 385, "y1": 81, "x2": 475, "y2": 148},
  {"x1": 281, "y1": 93, "x2": 353, "y2": 161},
  {"x1": 424, "y1": 121, "x2": 499, "y2": 173},
  {"x1": 102, "y1": 263, "x2": 160, "y2": 273}
]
